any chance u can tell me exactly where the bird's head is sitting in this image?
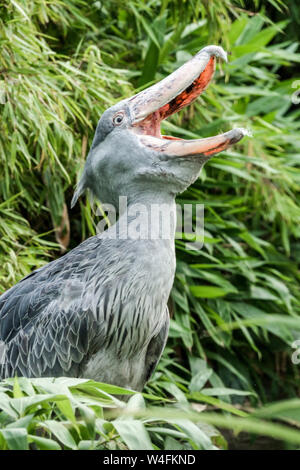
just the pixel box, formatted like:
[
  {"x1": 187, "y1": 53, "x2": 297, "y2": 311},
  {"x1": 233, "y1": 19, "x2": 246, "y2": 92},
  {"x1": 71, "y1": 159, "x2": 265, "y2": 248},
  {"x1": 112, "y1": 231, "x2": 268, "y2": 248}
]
[{"x1": 72, "y1": 46, "x2": 248, "y2": 209}]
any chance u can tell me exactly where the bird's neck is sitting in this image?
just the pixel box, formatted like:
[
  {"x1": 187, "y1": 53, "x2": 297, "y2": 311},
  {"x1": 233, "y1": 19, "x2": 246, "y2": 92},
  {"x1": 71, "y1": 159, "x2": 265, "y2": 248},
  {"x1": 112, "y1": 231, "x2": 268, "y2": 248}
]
[{"x1": 104, "y1": 192, "x2": 177, "y2": 241}]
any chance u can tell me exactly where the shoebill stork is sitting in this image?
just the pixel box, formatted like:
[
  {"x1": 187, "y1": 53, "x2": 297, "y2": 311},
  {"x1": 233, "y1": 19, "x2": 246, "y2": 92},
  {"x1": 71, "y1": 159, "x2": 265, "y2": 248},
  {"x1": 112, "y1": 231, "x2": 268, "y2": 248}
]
[{"x1": 0, "y1": 46, "x2": 247, "y2": 390}]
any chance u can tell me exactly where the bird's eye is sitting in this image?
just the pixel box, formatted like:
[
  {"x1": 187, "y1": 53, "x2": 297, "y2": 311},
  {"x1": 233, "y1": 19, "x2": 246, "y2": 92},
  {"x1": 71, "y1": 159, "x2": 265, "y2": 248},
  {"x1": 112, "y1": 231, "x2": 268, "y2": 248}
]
[{"x1": 113, "y1": 113, "x2": 124, "y2": 126}]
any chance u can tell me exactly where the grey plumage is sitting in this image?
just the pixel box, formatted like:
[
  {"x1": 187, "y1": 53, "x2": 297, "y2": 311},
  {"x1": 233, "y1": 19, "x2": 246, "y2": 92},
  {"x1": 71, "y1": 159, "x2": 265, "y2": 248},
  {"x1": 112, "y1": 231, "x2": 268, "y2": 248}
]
[
  {"x1": 0, "y1": 45, "x2": 247, "y2": 390},
  {"x1": 0, "y1": 234, "x2": 172, "y2": 389}
]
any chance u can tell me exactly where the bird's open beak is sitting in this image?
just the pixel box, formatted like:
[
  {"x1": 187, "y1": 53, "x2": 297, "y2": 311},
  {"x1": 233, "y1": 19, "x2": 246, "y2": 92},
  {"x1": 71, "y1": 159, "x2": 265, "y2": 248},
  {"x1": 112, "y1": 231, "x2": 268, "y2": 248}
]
[{"x1": 127, "y1": 45, "x2": 248, "y2": 157}]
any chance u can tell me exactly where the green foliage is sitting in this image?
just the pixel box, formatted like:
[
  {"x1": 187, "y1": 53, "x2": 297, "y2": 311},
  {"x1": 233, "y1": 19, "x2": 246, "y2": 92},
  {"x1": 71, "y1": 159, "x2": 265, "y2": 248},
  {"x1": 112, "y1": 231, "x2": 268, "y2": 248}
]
[
  {"x1": 0, "y1": 376, "x2": 299, "y2": 450},
  {"x1": 0, "y1": 0, "x2": 300, "y2": 449},
  {"x1": 0, "y1": 0, "x2": 132, "y2": 287}
]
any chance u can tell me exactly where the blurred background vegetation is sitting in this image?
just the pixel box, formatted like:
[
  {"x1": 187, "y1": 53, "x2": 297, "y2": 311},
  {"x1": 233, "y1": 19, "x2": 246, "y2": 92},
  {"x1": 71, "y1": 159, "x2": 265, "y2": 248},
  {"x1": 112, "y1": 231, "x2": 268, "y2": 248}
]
[{"x1": 0, "y1": 0, "x2": 300, "y2": 450}]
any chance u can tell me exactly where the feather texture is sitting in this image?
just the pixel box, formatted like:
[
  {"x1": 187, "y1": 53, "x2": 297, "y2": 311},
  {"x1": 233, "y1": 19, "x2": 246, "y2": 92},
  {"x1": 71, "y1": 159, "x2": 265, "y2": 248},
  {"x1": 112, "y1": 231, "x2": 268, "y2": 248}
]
[{"x1": 0, "y1": 234, "x2": 174, "y2": 390}]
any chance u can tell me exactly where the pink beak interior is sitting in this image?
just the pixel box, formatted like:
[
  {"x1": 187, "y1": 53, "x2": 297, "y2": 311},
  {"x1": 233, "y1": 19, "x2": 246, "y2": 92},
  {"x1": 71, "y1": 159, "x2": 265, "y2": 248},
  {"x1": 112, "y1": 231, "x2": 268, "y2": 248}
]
[{"x1": 126, "y1": 46, "x2": 248, "y2": 158}]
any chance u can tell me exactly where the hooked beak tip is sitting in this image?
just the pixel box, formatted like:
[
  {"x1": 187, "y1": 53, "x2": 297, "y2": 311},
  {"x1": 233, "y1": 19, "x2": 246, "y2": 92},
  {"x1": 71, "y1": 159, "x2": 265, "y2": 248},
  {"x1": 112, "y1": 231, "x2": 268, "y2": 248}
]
[
  {"x1": 199, "y1": 45, "x2": 228, "y2": 63},
  {"x1": 229, "y1": 127, "x2": 252, "y2": 144}
]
